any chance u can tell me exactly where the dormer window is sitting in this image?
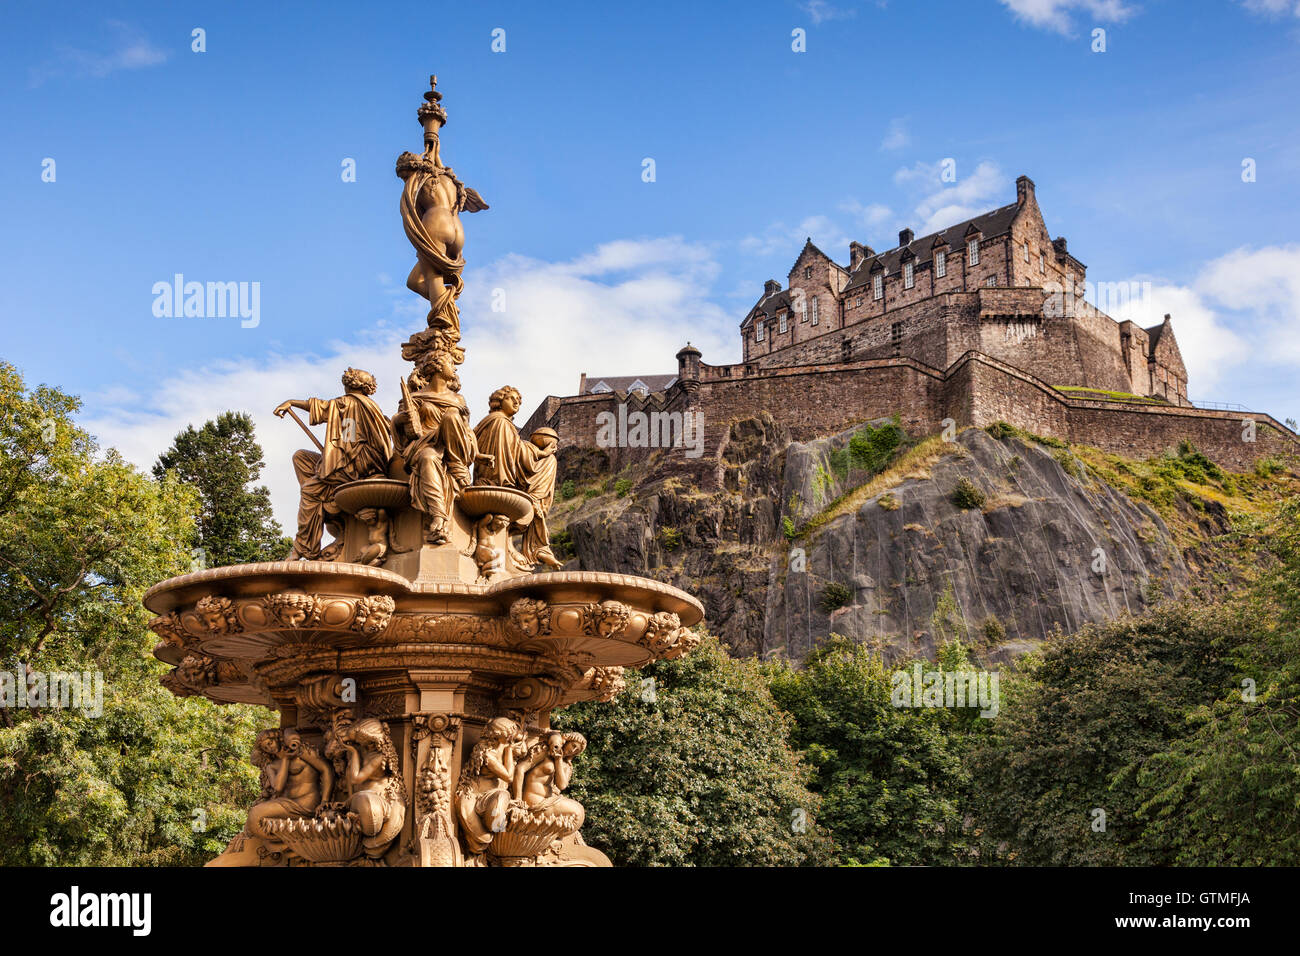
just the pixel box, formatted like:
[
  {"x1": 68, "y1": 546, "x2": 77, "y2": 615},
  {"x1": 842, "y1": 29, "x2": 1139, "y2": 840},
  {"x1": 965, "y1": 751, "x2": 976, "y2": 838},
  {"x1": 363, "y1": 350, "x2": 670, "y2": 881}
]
[
  {"x1": 811, "y1": 297, "x2": 820, "y2": 325},
  {"x1": 873, "y1": 273, "x2": 883, "y2": 300},
  {"x1": 967, "y1": 239, "x2": 980, "y2": 266},
  {"x1": 779, "y1": 311, "x2": 788, "y2": 333},
  {"x1": 935, "y1": 250, "x2": 946, "y2": 278},
  {"x1": 629, "y1": 379, "x2": 650, "y2": 395},
  {"x1": 756, "y1": 322, "x2": 765, "y2": 342},
  {"x1": 590, "y1": 381, "x2": 612, "y2": 394},
  {"x1": 903, "y1": 261, "x2": 915, "y2": 289}
]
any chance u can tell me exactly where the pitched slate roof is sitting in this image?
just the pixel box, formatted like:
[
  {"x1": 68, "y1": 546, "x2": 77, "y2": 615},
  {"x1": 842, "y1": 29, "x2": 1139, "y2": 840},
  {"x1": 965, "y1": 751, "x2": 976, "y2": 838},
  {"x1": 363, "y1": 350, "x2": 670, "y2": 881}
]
[
  {"x1": 1144, "y1": 315, "x2": 1177, "y2": 359},
  {"x1": 741, "y1": 288, "x2": 793, "y2": 329},
  {"x1": 843, "y1": 201, "x2": 1020, "y2": 293},
  {"x1": 582, "y1": 374, "x2": 678, "y2": 395}
]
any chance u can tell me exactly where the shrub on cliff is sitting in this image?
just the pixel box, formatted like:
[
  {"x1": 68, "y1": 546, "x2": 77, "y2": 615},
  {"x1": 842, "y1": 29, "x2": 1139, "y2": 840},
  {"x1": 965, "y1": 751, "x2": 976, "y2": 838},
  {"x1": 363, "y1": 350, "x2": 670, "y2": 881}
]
[
  {"x1": 553, "y1": 633, "x2": 832, "y2": 866},
  {"x1": 950, "y1": 477, "x2": 986, "y2": 509}
]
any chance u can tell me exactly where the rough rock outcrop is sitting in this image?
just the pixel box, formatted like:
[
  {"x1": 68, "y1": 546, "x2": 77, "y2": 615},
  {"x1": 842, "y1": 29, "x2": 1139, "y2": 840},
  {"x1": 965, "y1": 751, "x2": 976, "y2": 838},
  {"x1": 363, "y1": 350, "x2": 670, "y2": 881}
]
[{"x1": 557, "y1": 418, "x2": 1189, "y2": 662}]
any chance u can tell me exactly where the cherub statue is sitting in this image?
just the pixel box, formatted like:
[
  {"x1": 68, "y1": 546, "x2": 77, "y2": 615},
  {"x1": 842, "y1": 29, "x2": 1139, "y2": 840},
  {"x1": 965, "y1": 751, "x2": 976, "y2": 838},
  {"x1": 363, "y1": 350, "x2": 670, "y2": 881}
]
[
  {"x1": 328, "y1": 718, "x2": 406, "y2": 860},
  {"x1": 208, "y1": 728, "x2": 334, "y2": 866},
  {"x1": 512, "y1": 731, "x2": 587, "y2": 831},
  {"x1": 353, "y1": 508, "x2": 410, "y2": 566},
  {"x1": 454, "y1": 717, "x2": 527, "y2": 857},
  {"x1": 463, "y1": 514, "x2": 510, "y2": 582},
  {"x1": 275, "y1": 368, "x2": 394, "y2": 560}
]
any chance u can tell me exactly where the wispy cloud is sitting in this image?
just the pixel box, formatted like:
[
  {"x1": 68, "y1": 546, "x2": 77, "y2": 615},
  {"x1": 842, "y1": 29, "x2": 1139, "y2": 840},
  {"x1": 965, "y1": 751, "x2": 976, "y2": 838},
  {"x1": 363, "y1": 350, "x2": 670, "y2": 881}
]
[
  {"x1": 799, "y1": 1, "x2": 858, "y2": 25},
  {"x1": 997, "y1": 0, "x2": 1136, "y2": 36},
  {"x1": 29, "y1": 21, "x2": 168, "y2": 86},
  {"x1": 1236, "y1": 0, "x2": 1300, "y2": 15},
  {"x1": 894, "y1": 159, "x2": 1007, "y2": 235},
  {"x1": 880, "y1": 117, "x2": 910, "y2": 152}
]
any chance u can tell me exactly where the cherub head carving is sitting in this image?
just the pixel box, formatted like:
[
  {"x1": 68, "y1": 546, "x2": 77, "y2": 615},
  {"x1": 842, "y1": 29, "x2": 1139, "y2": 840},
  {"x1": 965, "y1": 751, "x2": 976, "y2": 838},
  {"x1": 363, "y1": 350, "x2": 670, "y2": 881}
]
[{"x1": 509, "y1": 597, "x2": 549, "y2": 639}]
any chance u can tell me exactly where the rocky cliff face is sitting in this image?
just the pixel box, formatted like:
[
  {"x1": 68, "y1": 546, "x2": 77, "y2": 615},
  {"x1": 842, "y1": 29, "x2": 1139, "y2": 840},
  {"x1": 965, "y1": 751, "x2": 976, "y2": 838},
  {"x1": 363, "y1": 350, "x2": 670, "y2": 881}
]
[{"x1": 551, "y1": 416, "x2": 1190, "y2": 663}]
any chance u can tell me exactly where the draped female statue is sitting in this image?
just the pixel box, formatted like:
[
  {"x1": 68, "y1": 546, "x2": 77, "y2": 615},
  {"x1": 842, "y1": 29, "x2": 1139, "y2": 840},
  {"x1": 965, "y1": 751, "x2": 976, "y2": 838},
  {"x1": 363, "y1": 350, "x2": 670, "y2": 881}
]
[{"x1": 392, "y1": 352, "x2": 478, "y2": 545}]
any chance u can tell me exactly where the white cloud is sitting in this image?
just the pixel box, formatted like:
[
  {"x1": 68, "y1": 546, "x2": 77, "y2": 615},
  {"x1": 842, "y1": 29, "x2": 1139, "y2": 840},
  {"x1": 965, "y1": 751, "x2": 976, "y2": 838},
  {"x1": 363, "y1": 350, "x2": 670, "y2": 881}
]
[
  {"x1": 1107, "y1": 245, "x2": 1300, "y2": 394},
  {"x1": 1195, "y1": 245, "x2": 1300, "y2": 365},
  {"x1": 82, "y1": 239, "x2": 733, "y2": 531},
  {"x1": 895, "y1": 160, "x2": 1007, "y2": 236},
  {"x1": 1107, "y1": 282, "x2": 1248, "y2": 392},
  {"x1": 840, "y1": 199, "x2": 893, "y2": 230},
  {"x1": 1237, "y1": 0, "x2": 1300, "y2": 15},
  {"x1": 998, "y1": 0, "x2": 1135, "y2": 35},
  {"x1": 800, "y1": 1, "x2": 857, "y2": 25},
  {"x1": 29, "y1": 21, "x2": 168, "y2": 86},
  {"x1": 880, "y1": 117, "x2": 910, "y2": 152}
]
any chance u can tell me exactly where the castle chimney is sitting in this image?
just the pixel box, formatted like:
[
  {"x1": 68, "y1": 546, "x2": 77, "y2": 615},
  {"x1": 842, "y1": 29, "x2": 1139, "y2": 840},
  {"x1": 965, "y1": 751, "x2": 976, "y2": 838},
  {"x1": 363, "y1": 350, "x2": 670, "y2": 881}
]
[
  {"x1": 898, "y1": 228, "x2": 914, "y2": 247},
  {"x1": 763, "y1": 279, "x2": 781, "y2": 296},
  {"x1": 849, "y1": 241, "x2": 867, "y2": 270},
  {"x1": 1052, "y1": 236, "x2": 1068, "y2": 256},
  {"x1": 1016, "y1": 175, "x2": 1036, "y2": 204}
]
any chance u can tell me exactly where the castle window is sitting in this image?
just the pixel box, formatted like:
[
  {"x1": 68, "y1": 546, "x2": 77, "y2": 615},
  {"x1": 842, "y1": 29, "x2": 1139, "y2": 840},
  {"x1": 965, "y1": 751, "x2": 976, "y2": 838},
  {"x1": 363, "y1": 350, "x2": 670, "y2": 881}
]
[
  {"x1": 985, "y1": 276, "x2": 997, "y2": 287},
  {"x1": 856, "y1": 296, "x2": 863, "y2": 308},
  {"x1": 873, "y1": 273, "x2": 883, "y2": 300},
  {"x1": 903, "y1": 261, "x2": 914, "y2": 289},
  {"x1": 967, "y1": 239, "x2": 980, "y2": 266},
  {"x1": 1023, "y1": 241, "x2": 1030, "y2": 262},
  {"x1": 804, "y1": 266, "x2": 812, "y2": 279},
  {"x1": 779, "y1": 312, "x2": 788, "y2": 333},
  {"x1": 798, "y1": 305, "x2": 806, "y2": 323},
  {"x1": 890, "y1": 322, "x2": 902, "y2": 355},
  {"x1": 935, "y1": 250, "x2": 946, "y2": 278},
  {"x1": 811, "y1": 297, "x2": 820, "y2": 325},
  {"x1": 1039, "y1": 252, "x2": 1045, "y2": 274},
  {"x1": 756, "y1": 322, "x2": 764, "y2": 342}
]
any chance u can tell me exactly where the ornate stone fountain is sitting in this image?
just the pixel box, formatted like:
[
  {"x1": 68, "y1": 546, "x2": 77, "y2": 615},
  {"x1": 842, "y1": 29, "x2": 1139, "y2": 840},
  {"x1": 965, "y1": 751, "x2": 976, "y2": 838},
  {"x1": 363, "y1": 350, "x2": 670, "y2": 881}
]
[{"x1": 143, "y1": 76, "x2": 703, "y2": 867}]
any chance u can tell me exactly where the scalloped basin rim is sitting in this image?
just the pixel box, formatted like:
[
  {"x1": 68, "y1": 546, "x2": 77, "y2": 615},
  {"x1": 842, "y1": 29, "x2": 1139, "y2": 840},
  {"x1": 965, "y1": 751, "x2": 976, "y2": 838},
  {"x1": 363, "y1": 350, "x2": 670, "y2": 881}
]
[{"x1": 142, "y1": 561, "x2": 704, "y2": 626}]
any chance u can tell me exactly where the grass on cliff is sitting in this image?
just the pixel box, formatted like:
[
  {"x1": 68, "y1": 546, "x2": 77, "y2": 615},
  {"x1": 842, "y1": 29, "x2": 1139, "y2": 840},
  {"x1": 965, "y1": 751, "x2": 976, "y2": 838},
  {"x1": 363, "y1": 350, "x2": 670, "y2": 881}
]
[
  {"x1": 795, "y1": 434, "x2": 966, "y2": 539},
  {"x1": 1053, "y1": 385, "x2": 1170, "y2": 404},
  {"x1": 984, "y1": 421, "x2": 1299, "y2": 555}
]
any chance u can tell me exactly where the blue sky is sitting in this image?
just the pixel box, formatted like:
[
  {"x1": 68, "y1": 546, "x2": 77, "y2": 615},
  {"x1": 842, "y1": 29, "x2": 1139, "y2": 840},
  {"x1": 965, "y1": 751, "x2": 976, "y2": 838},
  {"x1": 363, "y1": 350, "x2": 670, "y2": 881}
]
[{"x1": 3, "y1": 0, "x2": 1299, "y2": 525}]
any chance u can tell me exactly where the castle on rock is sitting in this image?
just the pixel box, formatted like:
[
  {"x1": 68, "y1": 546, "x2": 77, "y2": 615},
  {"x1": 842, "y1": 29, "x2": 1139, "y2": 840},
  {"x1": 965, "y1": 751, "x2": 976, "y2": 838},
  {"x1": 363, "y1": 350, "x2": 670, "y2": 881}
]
[{"x1": 525, "y1": 176, "x2": 1292, "y2": 471}]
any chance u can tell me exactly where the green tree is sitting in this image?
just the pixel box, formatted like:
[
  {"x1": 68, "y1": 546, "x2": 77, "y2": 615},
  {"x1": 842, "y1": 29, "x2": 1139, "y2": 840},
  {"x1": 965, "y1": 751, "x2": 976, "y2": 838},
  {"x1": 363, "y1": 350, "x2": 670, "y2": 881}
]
[
  {"x1": 1132, "y1": 498, "x2": 1300, "y2": 864},
  {"x1": 766, "y1": 635, "x2": 984, "y2": 865},
  {"x1": 0, "y1": 362, "x2": 262, "y2": 864},
  {"x1": 153, "y1": 411, "x2": 287, "y2": 566},
  {"x1": 970, "y1": 603, "x2": 1249, "y2": 865},
  {"x1": 552, "y1": 633, "x2": 831, "y2": 866}
]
